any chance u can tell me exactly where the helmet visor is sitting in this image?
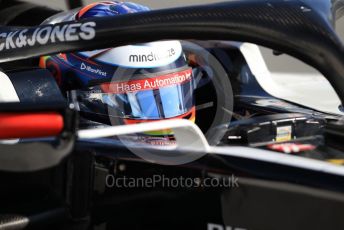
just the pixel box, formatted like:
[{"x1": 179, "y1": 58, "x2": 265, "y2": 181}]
[{"x1": 74, "y1": 68, "x2": 194, "y2": 124}]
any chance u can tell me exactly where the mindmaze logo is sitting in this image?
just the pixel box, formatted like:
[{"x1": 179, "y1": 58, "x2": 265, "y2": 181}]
[
  {"x1": 129, "y1": 48, "x2": 176, "y2": 63},
  {"x1": 0, "y1": 21, "x2": 96, "y2": 51}
]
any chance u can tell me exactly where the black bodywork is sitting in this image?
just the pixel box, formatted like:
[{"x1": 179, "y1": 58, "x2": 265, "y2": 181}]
[{"x1": 1, "y1": 1, "x2": 344, "y2": 230}]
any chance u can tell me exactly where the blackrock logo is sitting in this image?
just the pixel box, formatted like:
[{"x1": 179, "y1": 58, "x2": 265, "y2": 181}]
[{"x1": 80, "y1": 62, "x2": 107, "y2": 77}]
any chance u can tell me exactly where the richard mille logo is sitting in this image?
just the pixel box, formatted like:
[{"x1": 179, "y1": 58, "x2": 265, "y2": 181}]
[{"x1": 80, "y1": 62, "x2": 107, "y2": 77}]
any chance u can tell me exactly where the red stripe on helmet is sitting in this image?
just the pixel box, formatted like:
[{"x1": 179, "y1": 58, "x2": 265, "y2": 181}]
[
  {"x1": 77, "y1": 1, "x2": 120, "y2": 19},
  {"x1": 77, "y1": 2, "x2": 100, "y2": 19},
  {"x1": 100, "y1": 68, "x2": 193, "y2": 94}
]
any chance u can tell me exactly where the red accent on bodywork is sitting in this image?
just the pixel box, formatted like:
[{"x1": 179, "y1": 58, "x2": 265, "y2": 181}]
[
  {"x1": 267, "y1": 143, "x2": 316, "y2": 154},
  {"x1": 0, "y1": 112, "x2": 64, "y2": 139}
]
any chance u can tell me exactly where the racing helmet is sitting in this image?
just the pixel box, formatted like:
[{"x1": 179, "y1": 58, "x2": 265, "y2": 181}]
[{"x1": 40, "y1": 1, "x2": 195, "y2": 138}]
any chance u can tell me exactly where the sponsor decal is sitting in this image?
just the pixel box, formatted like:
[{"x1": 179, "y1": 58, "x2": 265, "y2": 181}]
[
  {"x1": 80, "y1": 62, "x2": 107, "y2": 77},
  {"x1": 137, "y1": 136, "x2": 176, "y2": 146},
  {"x1": 129, "y1": 48, "x2": 176, "y2": 63},
  {"x1": 80, "y1": 40, "x2": 183, "y2": 68},
  {"x1": 0, "y1": 21, "x2": 96, "y2": 51},
  {"x1": 276, "y1": 126, "x2": 292, "y2": 142},
  {"x1": 268, "y1": 143, "x2": 316, "y2": 154},
  {"x1": 208, "y1": 223, "x2": 247, "y2": 230},
  {"x1": 101, "y1": 68, "x2": 192, "y2": 94}
]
